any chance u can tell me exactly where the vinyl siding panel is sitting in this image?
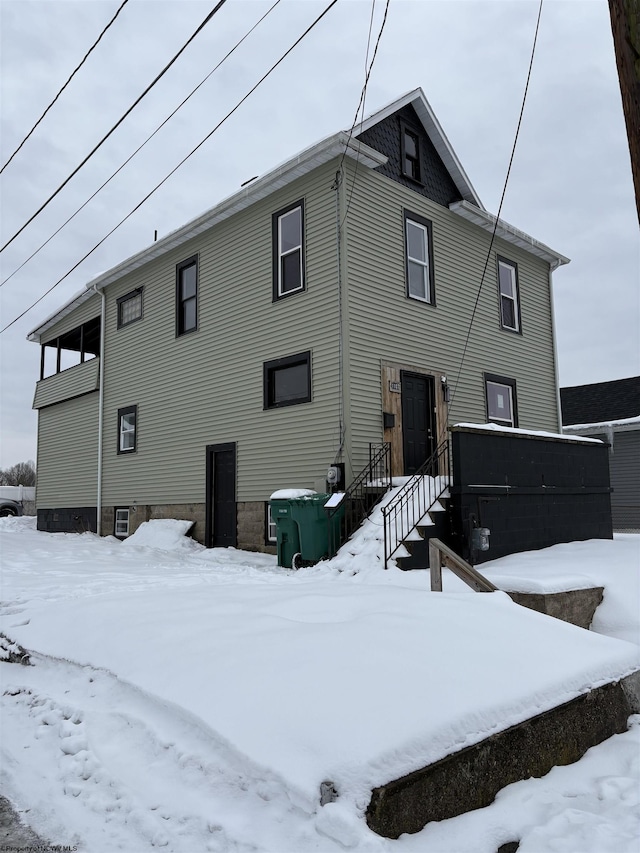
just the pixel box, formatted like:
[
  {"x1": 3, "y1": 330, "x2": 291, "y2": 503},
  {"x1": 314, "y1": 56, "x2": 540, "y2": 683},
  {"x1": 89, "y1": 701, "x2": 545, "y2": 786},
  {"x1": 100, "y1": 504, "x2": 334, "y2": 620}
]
[
  {"x1": 343, "y1": 163, "x2": 558, "y2": 472},
  {"x1": 39, "y1": 293, "x2": 102, "y2": 344},
  {"x1": 100, "y1": 161, "x2": 341, "y2": 505},
  {"x1": 33, "y1": 358, "x2": 100, "y2": 408},
  {"x1": 611, "y1": 430, "x2": 640, "y2": 528},
  {"x1": 36, "y1": 392, "x2": 98, "y2": 506}
]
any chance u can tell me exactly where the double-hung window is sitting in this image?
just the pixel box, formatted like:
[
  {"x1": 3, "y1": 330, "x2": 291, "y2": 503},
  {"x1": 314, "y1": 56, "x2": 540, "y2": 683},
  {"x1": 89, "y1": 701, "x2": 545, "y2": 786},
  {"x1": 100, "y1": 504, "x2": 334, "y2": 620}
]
[
  {"x1": 264, "y1": 351, "x2": 311, "y2": 409},
  {"x1": 117, "y1": 288, "x2": 143, "y2": 328},
  {"x1": 484, "y1": 374, "x2": 518, "y2": 428},
  {"x1": 497, "y1": 257, "x2": 521, "y2": 332},
  {"x1": 176, "y1": 255, "x2": 198, "y2": 336},
  {"x1": 265, "y1": 504, "x2": 277, "y2": 544},
  {"x1": 118, "y1": 405, "x2": 137, "y2": 453},
  {"x1": 404, "y1": 210, "x2": 434, "y2": 304},
  {"x1": 273, "y1": 200, "x2": 305, "y2": 299}
]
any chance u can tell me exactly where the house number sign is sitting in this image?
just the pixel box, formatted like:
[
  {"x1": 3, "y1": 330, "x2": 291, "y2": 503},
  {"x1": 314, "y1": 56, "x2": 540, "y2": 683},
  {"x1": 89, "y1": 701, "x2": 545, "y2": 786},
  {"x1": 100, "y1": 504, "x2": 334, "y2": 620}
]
[{"x1": 389, "y1": 381, "x2": 401, "y2": 393}]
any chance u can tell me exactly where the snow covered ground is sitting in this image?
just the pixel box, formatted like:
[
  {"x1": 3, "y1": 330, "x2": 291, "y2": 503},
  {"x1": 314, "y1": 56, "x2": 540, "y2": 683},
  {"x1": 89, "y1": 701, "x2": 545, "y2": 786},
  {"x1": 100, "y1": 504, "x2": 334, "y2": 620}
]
[{"x1": 1, "y1": 516, "x2": 639, "y2": 852}]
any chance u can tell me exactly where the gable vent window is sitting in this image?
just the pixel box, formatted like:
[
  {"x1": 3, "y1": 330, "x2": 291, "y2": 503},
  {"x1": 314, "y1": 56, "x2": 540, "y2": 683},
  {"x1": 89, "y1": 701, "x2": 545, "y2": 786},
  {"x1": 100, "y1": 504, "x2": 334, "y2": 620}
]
[
  {"x1": 176, "y1": 255, "x2": 198, "y2": 336},
  {"x1": 273, "y1": 200, "x2": 305, "y2": 300},
  {"x1": 117, "y1": 288, "x2": 143, "y2": 328},
  {"x1": 404, "y1": 210, "x2": 435, "y2": 304},
  {"x1": 497, "y1": 257, "x2": 521, "y2": 333},
  {"x1": 264, "y1": 351, "x2": 311, "y2": 409},
  {"x1": 402, "y1": 127, "x2": 421, "y2": 182}
]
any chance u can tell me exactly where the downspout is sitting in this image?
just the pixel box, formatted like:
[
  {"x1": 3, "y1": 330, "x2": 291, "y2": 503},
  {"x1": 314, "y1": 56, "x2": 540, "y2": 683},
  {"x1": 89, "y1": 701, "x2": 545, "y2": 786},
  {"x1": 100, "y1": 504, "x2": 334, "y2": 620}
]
[
  {"x1": 548, "y1": 263, "x2": 563, "y2": 433},
  {"x1": 332, "y1": 167, "x2": 345, "y2": 465},
  {"x1": 92, "y1": 285, "x2": 106, "y2": 535}
]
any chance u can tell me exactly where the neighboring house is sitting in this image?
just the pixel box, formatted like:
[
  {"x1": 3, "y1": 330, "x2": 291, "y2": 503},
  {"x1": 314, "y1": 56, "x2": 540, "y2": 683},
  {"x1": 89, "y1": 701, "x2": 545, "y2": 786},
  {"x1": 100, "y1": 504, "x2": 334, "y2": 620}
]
[
  {"x1": 29, "y1": 88, "x2": 570, "y2": 551},
  {"x1": 561, "y1": 377, "x2": 640, "y2": 531}
]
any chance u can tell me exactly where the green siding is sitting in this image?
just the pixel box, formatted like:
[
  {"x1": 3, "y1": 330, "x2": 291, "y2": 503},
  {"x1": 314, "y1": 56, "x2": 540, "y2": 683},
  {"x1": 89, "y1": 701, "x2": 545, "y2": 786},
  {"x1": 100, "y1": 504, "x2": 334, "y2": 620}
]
[
  {"x1": 99, "y1": 161, "x2": 341, "y2": 506},
  {"x1": 36, "y1": 392, "x2": 99, "y2": 507},
  {"x1": 342, "y1": 163, "x2": 559, "y2": 472},
  {"x1": 39, "y1": 292, "x2": 101, "y2": 345},
  {"x1": 33, "y1": 358, "x2": 100, "y2": 409}
]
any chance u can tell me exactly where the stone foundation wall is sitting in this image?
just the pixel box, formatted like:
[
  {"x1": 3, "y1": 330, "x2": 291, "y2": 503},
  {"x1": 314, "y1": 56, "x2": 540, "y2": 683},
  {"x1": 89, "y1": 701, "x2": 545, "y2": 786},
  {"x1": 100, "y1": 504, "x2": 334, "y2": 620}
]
[
  {"x1": 238, "y1": 501, "x2": 276, "y2": 554},
  {"x1": 100, "y1": 501, "x2": 276, "y2": 554}
]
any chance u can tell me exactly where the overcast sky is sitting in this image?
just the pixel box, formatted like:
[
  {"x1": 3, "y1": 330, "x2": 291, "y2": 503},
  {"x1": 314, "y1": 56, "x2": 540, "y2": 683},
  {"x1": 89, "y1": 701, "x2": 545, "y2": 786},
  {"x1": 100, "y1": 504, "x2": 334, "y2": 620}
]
[{"x1": 1, "y1": 0, "x2": 638, "y2": 468}]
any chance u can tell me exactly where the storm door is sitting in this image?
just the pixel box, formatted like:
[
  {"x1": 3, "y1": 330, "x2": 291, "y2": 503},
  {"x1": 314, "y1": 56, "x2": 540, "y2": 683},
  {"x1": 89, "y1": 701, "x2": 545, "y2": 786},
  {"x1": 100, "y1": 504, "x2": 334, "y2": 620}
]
[
  {"x1": 401, "y1": 372, "x2": 436, "y2": 475},
  {"x1": 205, "y1": 442, "x2": 237, "y2": 547}
]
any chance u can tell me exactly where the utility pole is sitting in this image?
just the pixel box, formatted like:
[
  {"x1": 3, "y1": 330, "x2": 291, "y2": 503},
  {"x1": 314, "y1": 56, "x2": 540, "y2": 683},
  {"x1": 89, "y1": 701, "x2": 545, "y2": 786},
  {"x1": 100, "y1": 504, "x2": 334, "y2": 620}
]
[{"x1": 608, "y1": 0, "x2": 640, "y2": 223}]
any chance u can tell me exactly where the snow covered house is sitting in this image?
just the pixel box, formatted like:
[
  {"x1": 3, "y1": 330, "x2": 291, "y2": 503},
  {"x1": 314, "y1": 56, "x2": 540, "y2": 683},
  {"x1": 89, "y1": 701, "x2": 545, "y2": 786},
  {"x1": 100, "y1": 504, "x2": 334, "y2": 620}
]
[
  {"x1": 561, "y1": 376, "x2": 640, "y2": 531},
  {"x1": 28, "y1": 88, "x2": 571, "y2": 550}
]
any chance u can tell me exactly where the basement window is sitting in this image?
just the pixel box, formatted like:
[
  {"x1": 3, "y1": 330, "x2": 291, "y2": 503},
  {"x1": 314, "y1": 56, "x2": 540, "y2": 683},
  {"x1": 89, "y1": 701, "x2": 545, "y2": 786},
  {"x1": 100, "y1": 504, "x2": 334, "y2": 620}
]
[
  {"x1": 114, "y1": 507, "x2": 130, "y2": 538},
  {"x1": 265, "y1": 504, "x2": 277, "y2": 544}
]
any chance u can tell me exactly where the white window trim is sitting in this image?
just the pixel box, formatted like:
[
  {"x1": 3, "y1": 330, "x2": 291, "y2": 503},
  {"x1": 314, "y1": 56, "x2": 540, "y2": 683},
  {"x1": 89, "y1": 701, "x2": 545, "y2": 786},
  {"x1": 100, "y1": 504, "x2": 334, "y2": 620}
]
[
  {"x1": 115, "y1": 508, "x2": 130, "y2": 537},
  {"x1": 118, "y1": 406, "x2": 137, "y2": 453},
  {"x1": 277, "y1": 206, "x2": 303, "y2": 297},
  {"x1": 406, "y1": 218, "x2": 432, "y2": 303},
  {"x1": 498, "y1": 258, "x2": 520, "y2": 332},
  {"x1": 266, "y1": 504, "x2": 277, "y2": 543},
  {"x1": 486, "y1": 380, "x2": 515, "y2": 427}
]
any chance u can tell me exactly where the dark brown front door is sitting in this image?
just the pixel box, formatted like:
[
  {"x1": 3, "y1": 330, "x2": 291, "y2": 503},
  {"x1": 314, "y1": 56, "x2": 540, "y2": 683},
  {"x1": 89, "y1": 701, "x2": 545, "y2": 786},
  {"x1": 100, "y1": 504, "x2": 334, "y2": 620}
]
[
  {"x1": 401, "y1": 372, "x2": 436, "y2": 474},
  {"x1": 205, "y1": 443, "x2": 237, "y2": 547}
]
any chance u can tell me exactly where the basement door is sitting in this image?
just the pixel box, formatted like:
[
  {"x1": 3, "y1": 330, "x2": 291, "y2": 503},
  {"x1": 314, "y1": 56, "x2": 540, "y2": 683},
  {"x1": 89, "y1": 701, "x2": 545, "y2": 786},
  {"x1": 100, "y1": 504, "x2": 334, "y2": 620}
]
[
  {"x1": 205, "y1": 442, "x2": 237, "y2": 548},
  {"x1": 401, "y1": 372, "x2": 436, "y2": 475}
]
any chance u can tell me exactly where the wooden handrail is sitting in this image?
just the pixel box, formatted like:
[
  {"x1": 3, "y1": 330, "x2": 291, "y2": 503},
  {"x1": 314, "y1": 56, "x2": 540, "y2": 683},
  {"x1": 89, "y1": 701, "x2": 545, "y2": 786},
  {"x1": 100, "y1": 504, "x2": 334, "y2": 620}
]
[{"x1": 428, "y1": 538, "x2": 497, "y2": 593}]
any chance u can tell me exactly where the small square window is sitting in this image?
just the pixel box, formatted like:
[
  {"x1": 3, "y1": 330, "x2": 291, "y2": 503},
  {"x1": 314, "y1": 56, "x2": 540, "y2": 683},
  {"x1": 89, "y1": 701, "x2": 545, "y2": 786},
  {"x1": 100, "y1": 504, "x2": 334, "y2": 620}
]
[
  {"x1": 497, "y1": 257, "x2": 521, "y2": 333},
  {"x1": 404, "y1": 210, "x2": 435, "y2": 304},
  {"x1": 484, "y1": 374, "x2": 518, "y2": 427},
  {"x1": 273, "y1": 200, "x2": 305, "y2": 300},
  {"x1": 118, "y1": 405, "x2": 137, "y2": 453},
  {"x1": 115, "y1": 507, "x2": 130, "y2": 538},
  {"x1": 264, "y1": 351, "x2": 311, "y2": 409},
  {"x1": 176, "y1": 256, "x2": 198, "y2": 336},
  {"x1": 117, "y1": 288, "x2": 143, "y2": 328},
  {"x1": 266, "y1": 503, "x2": 277, "y2": 544},
  {"x1": 401, "y1": 126, "x2": 421, "y2": 182}
]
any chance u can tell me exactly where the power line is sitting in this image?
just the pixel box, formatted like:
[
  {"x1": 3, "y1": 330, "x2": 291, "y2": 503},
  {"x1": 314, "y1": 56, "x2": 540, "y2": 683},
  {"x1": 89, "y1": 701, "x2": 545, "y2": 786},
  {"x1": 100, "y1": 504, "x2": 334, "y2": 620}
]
[
  {"x1": 1, "y1": 0, "x2": 340, "y2": 335},
  {"x1": 448, "y1": 0, "x2": 545, "y2": 411},
  {"x1": 0, "y1": 0, "x2": 131, "y2": 175},
  {"x1": 340, "y1": 0, "x2": 391, "y2": 228},
  {"x1": 0, "y1": 0, "x2": 228, "y2": 254},
  {"x1": 0, "y1": 0, "x2": 282, "y2": 289}
]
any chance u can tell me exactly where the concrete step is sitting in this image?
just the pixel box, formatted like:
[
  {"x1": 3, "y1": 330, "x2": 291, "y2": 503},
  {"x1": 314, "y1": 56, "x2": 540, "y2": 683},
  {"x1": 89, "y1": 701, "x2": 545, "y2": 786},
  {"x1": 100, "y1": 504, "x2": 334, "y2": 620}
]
[
  {"x1": 366, "y1": 672, "x2": 640, "y2": 838},
  {"x1": 396, "y1": 502, "x2": 451, "y2": 571}
]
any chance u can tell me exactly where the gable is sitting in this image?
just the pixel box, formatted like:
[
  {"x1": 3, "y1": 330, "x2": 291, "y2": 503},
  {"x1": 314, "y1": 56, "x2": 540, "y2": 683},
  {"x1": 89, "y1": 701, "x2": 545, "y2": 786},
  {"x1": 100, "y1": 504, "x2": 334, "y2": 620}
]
[{"x1": 357, "y1": 104, "x2": 463, "y2": 208}]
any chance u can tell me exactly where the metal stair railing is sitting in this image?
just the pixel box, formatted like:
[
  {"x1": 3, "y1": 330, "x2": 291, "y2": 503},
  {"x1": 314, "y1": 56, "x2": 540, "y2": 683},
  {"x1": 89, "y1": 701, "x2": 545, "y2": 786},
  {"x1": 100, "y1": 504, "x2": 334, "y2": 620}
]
[
  {"x1": 326, "y1": 442, "x2": 392, "y2": 557},
  {"x1": 382, "y1": 439, "x2": 451, "y2": 569}
]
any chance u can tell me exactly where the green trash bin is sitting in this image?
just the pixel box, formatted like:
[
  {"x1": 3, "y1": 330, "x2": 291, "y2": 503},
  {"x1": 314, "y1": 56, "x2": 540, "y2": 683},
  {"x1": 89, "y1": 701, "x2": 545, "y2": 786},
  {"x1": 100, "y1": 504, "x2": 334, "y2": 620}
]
[
  {"x1": 289, "y1": 493, "x2": 344, "y2": 565},
  {"x1": 270, "y1": 498, "x2": 301, "y2": 569}
]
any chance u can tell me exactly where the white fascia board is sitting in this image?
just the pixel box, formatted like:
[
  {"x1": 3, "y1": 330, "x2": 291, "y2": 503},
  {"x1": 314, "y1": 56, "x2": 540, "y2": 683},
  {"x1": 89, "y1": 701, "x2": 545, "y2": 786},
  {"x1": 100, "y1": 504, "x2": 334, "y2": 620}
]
[
  {"x1": 85, "y1": 133, "x2": 386, "y2": 292},
  {"x1": 450, "y1": 200, "x2": 570, "y2": 269},
  {"x1": 27, "y1": 133, "x2": 386, "y2": 341},
  {"x1": 27, "y1": 286, "x2": 98, "y2": 343},
  {"x1": 353, "y1": 87, "x2": 485, "y2": 210},
  {"x1": 563, "y1": 416, "x2": 640, "y2": 434}
]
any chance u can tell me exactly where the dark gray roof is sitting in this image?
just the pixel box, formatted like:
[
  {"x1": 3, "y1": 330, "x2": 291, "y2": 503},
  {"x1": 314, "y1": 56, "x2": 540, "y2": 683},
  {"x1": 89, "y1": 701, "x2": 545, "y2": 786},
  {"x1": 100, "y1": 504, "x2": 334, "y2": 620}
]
[{"x1": 560, "y1": 376, "x2": 640, "y2": 425}]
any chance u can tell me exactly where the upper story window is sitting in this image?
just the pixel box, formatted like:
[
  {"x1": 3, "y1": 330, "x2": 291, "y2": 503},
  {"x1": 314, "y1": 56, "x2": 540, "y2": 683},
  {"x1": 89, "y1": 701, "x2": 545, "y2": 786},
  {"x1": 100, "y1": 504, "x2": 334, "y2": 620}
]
[
  {"x1": 497, "y1": 257, "x2": 521, "y2": 333},
  {"x1": 273, "y1": 200, "x2": 305, "y2": 300},
  {"x1": 117, "y1": 288, "x2": 143, "y2": 329},
  {"x1": 264, "y1": 350, "x2": 311, "y2": 409},
  {"x1": 118, "y1": 405, "x2": 137, "y2": 453},
  {"x1": 401, "y1": 125, "x2": 421, "y2": 182},
  {"x1": 484, "y1": 374, "x2": 518, "y2": 428},
  {"x1": 404, "y1": 210, "x2": 435, "y2": 304},
  {"x1": 176, "y1": 255, "x2": 198, "y2": 336}
]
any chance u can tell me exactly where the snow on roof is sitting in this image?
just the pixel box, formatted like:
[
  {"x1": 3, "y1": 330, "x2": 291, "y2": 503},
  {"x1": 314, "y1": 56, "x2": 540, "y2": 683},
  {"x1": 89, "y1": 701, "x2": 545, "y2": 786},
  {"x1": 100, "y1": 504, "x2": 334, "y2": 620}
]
[
  {"x1": 452, "y1": 422, "x2": 603, "y2": 444},
  {"x1": 562, "y1": 415, "x2": 640, "y2": 433}
]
